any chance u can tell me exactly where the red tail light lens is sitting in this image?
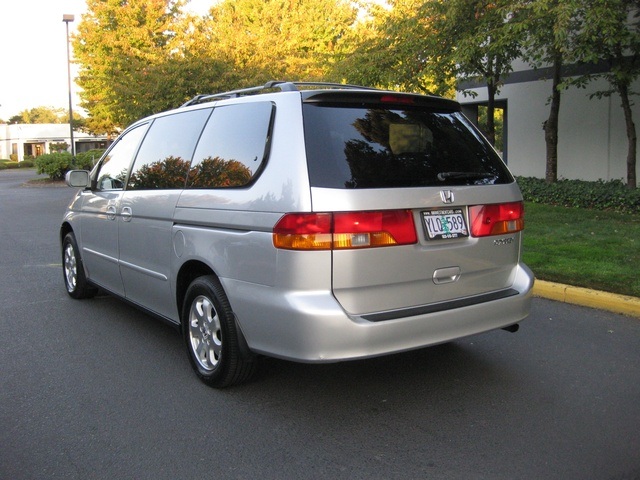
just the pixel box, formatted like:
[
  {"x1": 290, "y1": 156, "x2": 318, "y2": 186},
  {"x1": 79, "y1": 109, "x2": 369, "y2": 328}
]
[
  {"x1": 273, "y1": 210, "x2": 417, "y2": 250},
  {"x1": 469, "y1": 202, "x2": 524, "y2": 237}
]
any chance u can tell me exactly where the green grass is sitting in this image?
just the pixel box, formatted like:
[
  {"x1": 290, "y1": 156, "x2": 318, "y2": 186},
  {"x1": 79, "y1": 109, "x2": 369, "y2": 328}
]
[{"x1": 523, "y1": 202, "x2": 640, "y2": 297}]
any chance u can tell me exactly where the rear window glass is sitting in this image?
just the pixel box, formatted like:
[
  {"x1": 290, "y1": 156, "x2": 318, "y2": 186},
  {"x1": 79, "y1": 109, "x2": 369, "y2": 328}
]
[{"x1": 302, "y1": 105, "x2": 512, "y2": 188}]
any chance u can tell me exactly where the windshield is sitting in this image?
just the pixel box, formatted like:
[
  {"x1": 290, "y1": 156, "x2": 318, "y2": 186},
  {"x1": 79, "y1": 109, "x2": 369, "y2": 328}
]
[{"x1": 302, "y1": 105, "x2": 513, "y2": 189}]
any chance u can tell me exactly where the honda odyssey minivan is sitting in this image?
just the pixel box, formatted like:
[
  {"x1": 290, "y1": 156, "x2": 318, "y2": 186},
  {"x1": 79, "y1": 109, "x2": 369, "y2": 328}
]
[{"x1": 61, "y1": 81, "x2": 534, "y2": 387}]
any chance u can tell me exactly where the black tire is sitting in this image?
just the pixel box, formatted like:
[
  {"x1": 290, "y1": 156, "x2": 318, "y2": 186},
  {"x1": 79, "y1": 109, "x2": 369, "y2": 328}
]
[
  {"x1": 62, "y1": 232, "x2": 98, "y2": 299},
  {"x1": 182, "y1": 275, "x2": 256, "y2": 388}
]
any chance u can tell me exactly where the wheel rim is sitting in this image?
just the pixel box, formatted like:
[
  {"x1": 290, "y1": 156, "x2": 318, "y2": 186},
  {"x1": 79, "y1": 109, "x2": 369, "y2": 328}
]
[
  {"x1": 188, "y1": 295, "x2": 222, "y2": 371},
  {"x1": 63, "y1": 242, "x2": 77, "y2": 292}
]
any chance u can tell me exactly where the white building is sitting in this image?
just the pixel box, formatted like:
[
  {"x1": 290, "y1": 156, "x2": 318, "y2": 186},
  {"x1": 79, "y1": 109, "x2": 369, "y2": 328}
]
[
  {"x1": 0, "y1": 123, "x2": 109, "y2": 162},
  {"x1": 456, "y1": 59, "x2": 640, "y2": 183}
]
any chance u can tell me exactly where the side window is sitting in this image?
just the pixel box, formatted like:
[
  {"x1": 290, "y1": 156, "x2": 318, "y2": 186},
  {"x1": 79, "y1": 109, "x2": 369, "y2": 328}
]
[
  {"x1": 96, "y1": 124, "x2": 148, "y2": 191},
  {"x1": 127, "y1": 109, "x2": 212, "y2": 190},
  {"x1": 188, "y1": 102, "x2": 274, "y2": 188}
]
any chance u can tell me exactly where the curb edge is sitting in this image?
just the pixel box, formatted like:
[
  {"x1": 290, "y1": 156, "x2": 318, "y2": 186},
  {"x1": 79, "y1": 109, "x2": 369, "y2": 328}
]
[{"x1": 533, "y1": 280, "x2": 640, "y2": 318}]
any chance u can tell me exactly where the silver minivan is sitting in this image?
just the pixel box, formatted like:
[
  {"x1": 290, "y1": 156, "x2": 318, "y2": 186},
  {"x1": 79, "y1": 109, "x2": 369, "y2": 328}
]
[{"x1": 61, "y1": 82, "x2": 534, "y2": 387}]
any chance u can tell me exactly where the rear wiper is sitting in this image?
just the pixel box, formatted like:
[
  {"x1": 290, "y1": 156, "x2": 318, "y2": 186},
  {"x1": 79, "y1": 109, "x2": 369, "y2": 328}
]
[{"x1": 437, "y1": 171, "x2": 496, "y2": 181}]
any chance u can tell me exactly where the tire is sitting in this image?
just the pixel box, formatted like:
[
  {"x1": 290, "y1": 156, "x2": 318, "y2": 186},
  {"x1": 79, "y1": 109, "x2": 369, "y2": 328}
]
[
  {"x1": 62, "y1": 232, "x2": 98, "y2": 299},
  {"x1": 182, "y1": 275, "x2": 256, "y2": 388}
]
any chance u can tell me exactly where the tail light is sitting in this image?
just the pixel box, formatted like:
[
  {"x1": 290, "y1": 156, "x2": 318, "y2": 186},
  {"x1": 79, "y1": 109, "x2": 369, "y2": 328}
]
[
  {"x1": 273, "y1": 210, "x2": 417, "y2": 250},
  {"x1": 469, "y1": 201, "x2": 524, "y2": 237}
]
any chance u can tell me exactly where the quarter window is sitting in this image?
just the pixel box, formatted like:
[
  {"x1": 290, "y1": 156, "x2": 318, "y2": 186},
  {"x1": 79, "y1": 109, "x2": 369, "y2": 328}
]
[
  {"x1": 127, "y1": 109, "x2": 212, "y2": 190},
  {"x1": 188, "y1": 102, "x2": 274, "y2": 188}
]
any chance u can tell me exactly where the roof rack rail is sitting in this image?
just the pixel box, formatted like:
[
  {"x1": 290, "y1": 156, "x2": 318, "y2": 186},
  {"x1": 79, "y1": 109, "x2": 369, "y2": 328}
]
[{"x1": 180, "y1": 81, "x2": 380, "y2": 107}]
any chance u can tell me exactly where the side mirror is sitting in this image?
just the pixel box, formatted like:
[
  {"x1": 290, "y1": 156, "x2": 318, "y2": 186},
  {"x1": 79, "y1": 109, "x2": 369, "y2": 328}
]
[{"x1": 65, "y1": 170, "x2": 90, "y2": 188}]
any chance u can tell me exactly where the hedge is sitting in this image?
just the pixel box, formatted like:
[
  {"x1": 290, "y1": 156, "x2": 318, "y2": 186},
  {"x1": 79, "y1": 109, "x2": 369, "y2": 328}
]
[
  {"x1": 516, "y1": 177, "x2": 640, "y2": 215},
  {"x1": 34, "y1": 149, "x2": 105, "y2": 181}
]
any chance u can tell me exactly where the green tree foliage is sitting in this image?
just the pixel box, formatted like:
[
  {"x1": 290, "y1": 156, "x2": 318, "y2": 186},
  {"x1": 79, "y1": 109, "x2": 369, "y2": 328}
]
[
  {"x1": 73, "y1": 0, "x2": 356, "y2": 133},
  {"x1": 333, "y1": 0, "x2": 448, "y2": 95},
  {"x1": 74, "y1": 0, "x2": 186, "y2": 132},
  {"x1": 8, "y1": 106, "x2": 81, "y2": 124},
  {"x1": 508, "y1": 0, "x2": 585, "y2": 184},
  {"x1": 335, "y1": 0, "x2": 519, "y2": 145},
  {"x1": 421, "y1": 0, "x2": 521, "y2": 145},
  {"x1": 573, "y1": 0, "x2": 640, "y2": 189},
  {"x1": 199, "y1": 0, "x2": 357, "y2": 83}
]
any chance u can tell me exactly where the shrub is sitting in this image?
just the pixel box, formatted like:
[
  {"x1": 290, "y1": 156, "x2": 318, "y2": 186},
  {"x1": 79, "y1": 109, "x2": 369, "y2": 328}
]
[
  {"x1": 19, "y1": 159, "x2": 35, "y2": 168},
  {"x1": 50, "y1": 142, "x2": 69, "y2": 153},
  {"x1": 516, "y1": 177, "x2": 640, "y2": 214},
  {"x1": 33, "y1": 150, "x2": 106, "y2": 180},
  {"x1": 0, "y1": 161, "x2": 21, "y2": 169},
  {"x1": 35, "y1": 152, "x2": 73, "y2": 180},
  {"x1": 75, "y1": 149, "x2": 105, "y2": 170}
]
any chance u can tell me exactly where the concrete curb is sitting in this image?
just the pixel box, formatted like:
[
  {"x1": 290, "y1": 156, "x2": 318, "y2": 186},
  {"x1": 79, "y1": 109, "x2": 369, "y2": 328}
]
[{"x1": 533, "y1": 280, "x2": 640, "y2": 318}]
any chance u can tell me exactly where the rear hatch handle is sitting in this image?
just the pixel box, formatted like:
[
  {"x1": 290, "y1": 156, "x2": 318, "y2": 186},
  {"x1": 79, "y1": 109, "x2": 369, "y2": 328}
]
[{"x1": 433, "y1": 266, "x2": 461, "y2": 285}]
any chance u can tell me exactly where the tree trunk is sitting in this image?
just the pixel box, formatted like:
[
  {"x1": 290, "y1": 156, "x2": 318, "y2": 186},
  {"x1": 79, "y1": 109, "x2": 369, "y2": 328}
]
[
  {"x1": 486, "y1": 79, "x2": 497, "y2": 146},
  {"x1": 618, "y1": 82, "x2": 638, "y2": 189},
  {"x1": 544, "y1": 52, "x2": 562, "y2": 184}
]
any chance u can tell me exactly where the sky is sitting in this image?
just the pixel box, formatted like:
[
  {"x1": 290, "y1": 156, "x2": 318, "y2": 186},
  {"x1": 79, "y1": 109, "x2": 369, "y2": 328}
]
[{"x1": 0, "y1": 0, "x2": 212, "y2": 121}]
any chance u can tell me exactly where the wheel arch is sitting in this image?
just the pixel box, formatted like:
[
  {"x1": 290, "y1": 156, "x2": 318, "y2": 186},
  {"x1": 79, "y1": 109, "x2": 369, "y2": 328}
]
[
  {"x1": 175, "y1": 260, "x2": 216, "y2": 321},
  {"x1": 175, "y1": 260, "x2": 254, "y2": 359},
  {"x1": 60, "y1": 221, "x2": 73, "y2": 245}
]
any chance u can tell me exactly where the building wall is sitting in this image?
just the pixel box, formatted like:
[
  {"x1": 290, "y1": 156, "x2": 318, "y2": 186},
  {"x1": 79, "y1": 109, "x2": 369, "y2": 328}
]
[
  {"x1": 457, "y1": 70, "x2": 640, "y2": 183},
  {"x1": 0, "y1": 123, "x2": 108, "y2": 161}
]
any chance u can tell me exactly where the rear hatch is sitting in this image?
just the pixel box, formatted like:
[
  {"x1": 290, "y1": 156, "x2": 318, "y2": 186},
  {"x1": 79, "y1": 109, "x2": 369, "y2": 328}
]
[{"x1": 300, "y1": 90, "x2": 525, "y2": 318}]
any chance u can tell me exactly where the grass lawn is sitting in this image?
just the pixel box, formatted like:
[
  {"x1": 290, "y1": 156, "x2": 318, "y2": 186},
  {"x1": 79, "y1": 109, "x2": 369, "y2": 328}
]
[{"x1": 523, "y1": 202, "x2": 640, "y2": 298}]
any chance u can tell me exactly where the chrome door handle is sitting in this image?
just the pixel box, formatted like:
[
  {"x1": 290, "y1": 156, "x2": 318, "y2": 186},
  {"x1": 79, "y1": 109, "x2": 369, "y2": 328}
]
[
  {"x1": 106, "y1": 205, "x2": 117, "y2": 221},
  {"x1": 121, "y1": 206, "x2": 132, "y2": 222}
]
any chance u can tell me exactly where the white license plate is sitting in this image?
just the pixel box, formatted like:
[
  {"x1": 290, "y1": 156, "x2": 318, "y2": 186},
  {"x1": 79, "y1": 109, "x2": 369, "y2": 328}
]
[{"x1": 423, "y1": 209, "x2": 468, "y2": 240}]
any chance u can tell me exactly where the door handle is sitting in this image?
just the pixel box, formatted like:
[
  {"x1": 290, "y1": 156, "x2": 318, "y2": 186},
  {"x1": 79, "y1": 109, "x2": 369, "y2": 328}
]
[
  {"x1": 106, "y1": 205, "x2": 117, "y2": 221},
  {"x1": 121, "y1": 206, "x2": 133, "y2": 222}
]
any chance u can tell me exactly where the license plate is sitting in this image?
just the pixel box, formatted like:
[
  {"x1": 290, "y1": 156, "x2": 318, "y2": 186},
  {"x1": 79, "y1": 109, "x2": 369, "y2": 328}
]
[{"x1": 423, "y1": 209, "x2": 468, "y2": 240}]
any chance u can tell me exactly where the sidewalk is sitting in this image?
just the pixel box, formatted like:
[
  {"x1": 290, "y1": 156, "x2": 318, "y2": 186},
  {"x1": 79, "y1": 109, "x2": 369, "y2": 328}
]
[{"x1": 534, "y1": 279, "x2": 640, "y2": 318}]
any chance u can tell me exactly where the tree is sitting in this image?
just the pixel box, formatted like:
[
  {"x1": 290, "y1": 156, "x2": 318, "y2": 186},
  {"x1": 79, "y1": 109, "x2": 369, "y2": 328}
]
[
  {"x1": 338, "y1": 0, "x2": 520, "y2": 143},
  {"x1": 74, "y1": 0, "x2": 185, "y2": 132},
  {"x1": 9, "y1": 106, "x2": 68, "y2": 124},
  {"x1": 73, "y1": 0, "x2": 356, "y2": 134},
  {"x1": 333, "y1": 0, "x2": 450, "y2": 95},
  {"x1": 421, "y1": 0, "x2": 522, "y2": 145},
  {"x1": 574, "y1": 0, "x2": 640, "y2": 189},
  {"x1": 508, "y1": 0, "x2": 585, "y2": 184},
  {"x1": 200, "y1": 0, "x2": 357, "y2": 84}
]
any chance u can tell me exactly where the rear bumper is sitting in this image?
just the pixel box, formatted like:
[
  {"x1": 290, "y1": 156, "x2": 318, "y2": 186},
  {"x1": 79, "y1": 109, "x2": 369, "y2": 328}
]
[{"x1": 223, "y1": 262, "x2": 534, "y2": 362}]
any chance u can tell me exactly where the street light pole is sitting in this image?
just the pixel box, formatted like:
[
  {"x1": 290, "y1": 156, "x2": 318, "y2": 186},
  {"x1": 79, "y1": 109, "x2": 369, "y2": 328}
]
[{"x1": 63, "y1": 14, "x2": 75, "y2": 158}]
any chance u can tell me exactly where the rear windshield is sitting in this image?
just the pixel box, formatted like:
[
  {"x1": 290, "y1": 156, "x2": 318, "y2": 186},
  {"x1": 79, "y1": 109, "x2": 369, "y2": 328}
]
[{"x1": 302, "y1": 104, "x2": 513, "y2": 188}]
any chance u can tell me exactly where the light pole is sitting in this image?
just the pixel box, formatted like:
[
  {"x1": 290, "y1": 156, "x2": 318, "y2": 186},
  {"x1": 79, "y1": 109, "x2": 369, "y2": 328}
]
[{"x1": 63, "y1": 14, "x2": 75, "y2": 157}]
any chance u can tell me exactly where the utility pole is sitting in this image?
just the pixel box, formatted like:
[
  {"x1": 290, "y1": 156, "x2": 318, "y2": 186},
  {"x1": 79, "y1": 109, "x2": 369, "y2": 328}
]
[{"x1": 63, "y1": 14, "x2": 75, "y2": 157}]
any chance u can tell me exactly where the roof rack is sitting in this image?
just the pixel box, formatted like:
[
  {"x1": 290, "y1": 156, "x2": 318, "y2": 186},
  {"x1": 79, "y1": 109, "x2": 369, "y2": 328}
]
[{"x1": 180, "y1": 81, "x2": 380, "y2": 107}]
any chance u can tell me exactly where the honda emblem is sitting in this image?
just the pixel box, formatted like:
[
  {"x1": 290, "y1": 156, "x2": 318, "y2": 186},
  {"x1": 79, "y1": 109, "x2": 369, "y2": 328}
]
[{"x1": 440, "y1": 190, "x2": 454, "y2": 204}]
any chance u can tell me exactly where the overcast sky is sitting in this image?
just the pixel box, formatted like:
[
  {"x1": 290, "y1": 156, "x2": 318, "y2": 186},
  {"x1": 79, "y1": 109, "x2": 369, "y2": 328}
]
[{"x1": 0, "y1": 0, "x2": 212, "y2": 121}]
